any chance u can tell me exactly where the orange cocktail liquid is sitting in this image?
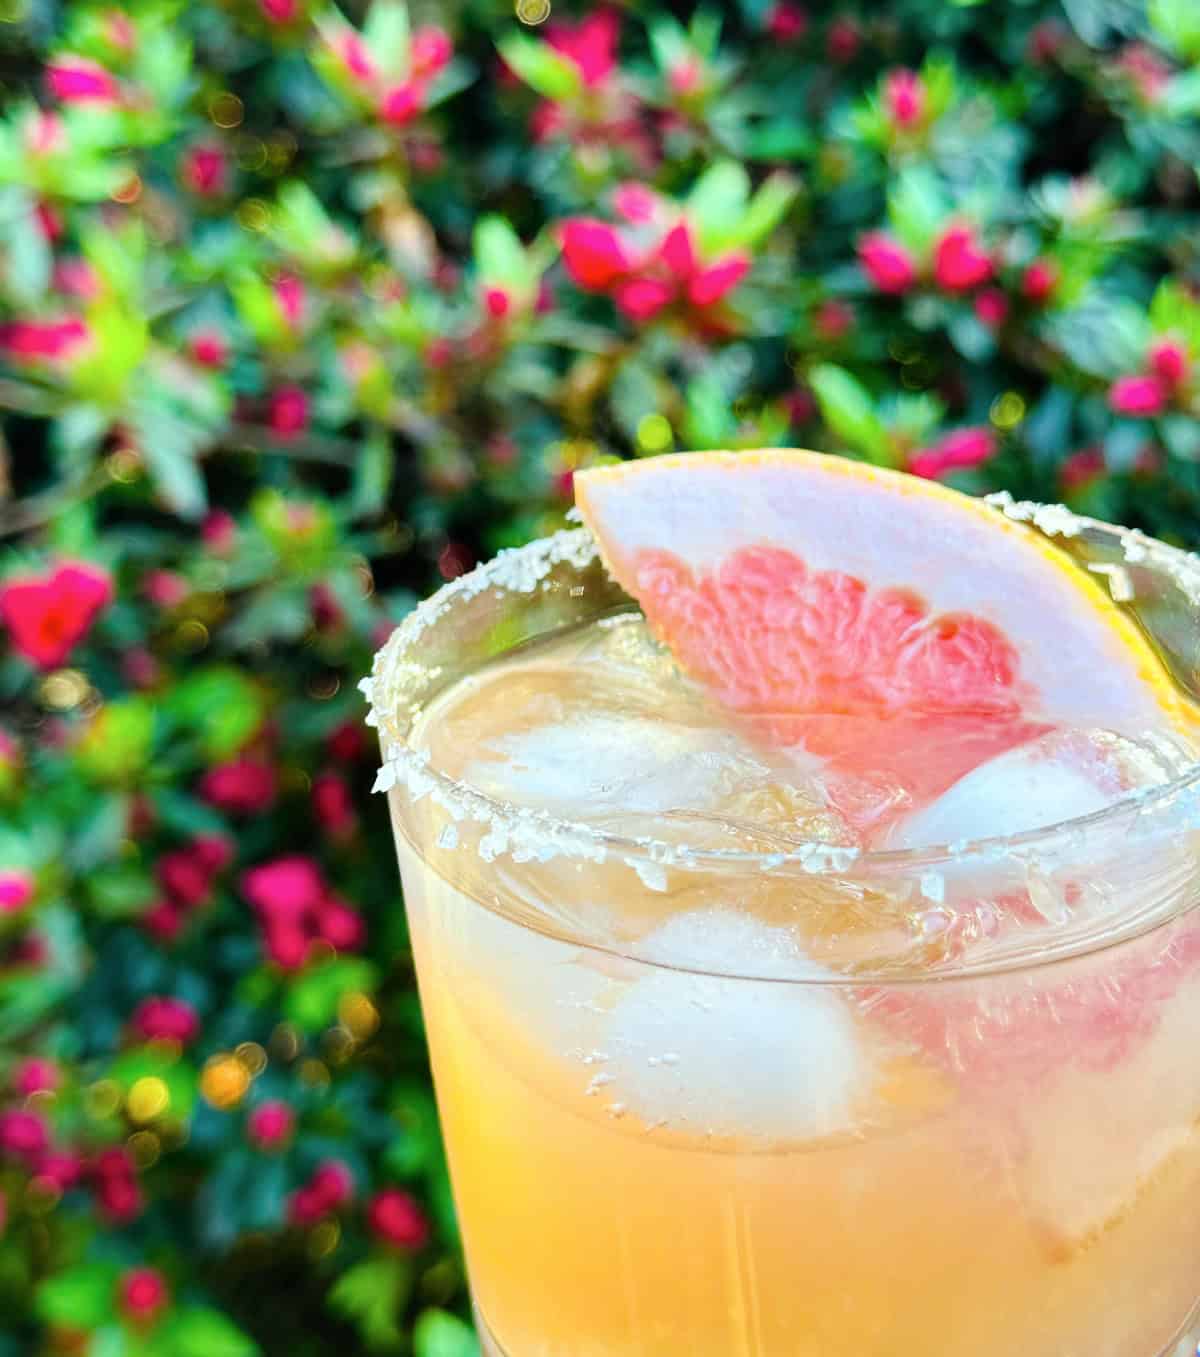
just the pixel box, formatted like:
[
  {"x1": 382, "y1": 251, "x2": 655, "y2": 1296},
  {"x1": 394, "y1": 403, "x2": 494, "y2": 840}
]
[{"x1": 389, "y1": 616, "x2": 1200, "y2": 1357}]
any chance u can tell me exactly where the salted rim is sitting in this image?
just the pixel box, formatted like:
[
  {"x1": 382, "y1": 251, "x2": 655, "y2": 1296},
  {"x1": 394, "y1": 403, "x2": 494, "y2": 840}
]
[{"x1": 360, "y1": 496, "x2": 1200, "y2": 881}]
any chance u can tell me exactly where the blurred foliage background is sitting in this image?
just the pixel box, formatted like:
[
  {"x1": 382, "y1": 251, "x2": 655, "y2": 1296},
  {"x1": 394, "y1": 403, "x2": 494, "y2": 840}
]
[{"x1": 3, "y1": 0, "x2": 1200, "y2": 1352}]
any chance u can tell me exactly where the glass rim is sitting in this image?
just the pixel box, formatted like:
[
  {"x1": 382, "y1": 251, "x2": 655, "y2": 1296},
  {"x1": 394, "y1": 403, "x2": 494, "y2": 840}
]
[{"x1": 362, "y1": 500, "x2": 1200, "y2": 884}]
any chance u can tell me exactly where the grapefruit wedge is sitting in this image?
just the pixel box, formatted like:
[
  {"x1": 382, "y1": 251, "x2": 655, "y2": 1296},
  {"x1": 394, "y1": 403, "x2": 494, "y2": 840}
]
[{"x1": 575, "y1": 450, "x2": 1186, "y2": 827}]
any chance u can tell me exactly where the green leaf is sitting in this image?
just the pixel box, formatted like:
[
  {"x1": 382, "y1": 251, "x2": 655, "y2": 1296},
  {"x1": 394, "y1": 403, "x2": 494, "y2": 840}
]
[
  {"x1": 161, "y1": 1308, "x2": 259, "y2": 1357},
  {"x1": 809, "y1": 364, "x2": 891, "y2": 464},
  {"x1": 76, "y1": 697, "x2": 157, "y2": 783},
  {"x1": 284, "y1": 958, "x2": 379, "y2": 1034},
  {"x1": 887, "y1": 167, "x2": 948, "y2": 255},
  {"x1": 36, "y1": 1263, "x2": 120, "y2": 1330},
  {"x1": 1150, "y1": 0, "x2": 1200, "y2": 60},
  {"x1": 88, "y1": 864, "x2": 158, "y2": 920},
  {"x1": 364, "y1": 0, "x2": 411, "y2": 80},
  {"x1": 349, "y1": 427, "x2": 395, "y2": 519},
  {"x1": 497, "y1": 33, "x2": 582, "y2": 102},
  {"x1": 128, "y1": 398, "x2": 209, "y2": 521},
  {"x1": 683, "y1": 374, "x2": 736, "y2": 449},
  {"x1": 723, "y1": 172, "x2": 798, "y2": 250},
  {"x1": 413, "y1": 1310, "x2": 479, "y2": 1357},
  {"x1": 473, "y1": 215, "x2": 531, "y2": 293},
  {"x1": 328, "y1": 1256, "x2": 411, "y2": 1349},
  {"x1": 170, "y1": 668, "x2": 265, "y2": 759},
  {"x1": 3, "y1": 192, "x2": 52, "y2": 304},
  {"x1": 687, "y1": 162, "x2": 751, "y2": 254}
]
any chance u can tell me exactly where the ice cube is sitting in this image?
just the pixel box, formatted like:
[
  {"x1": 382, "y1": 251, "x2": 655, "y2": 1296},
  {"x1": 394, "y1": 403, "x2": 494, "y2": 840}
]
[
  {"x1": 886, "y1": 727, "x2": 1182, "y2": 851},
  {"x1": 602, "y1": 909, "x2": 868, "y2": 1140}
]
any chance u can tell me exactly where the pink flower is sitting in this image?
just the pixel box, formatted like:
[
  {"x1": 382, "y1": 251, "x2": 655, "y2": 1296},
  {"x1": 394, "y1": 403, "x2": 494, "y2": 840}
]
[
  {"x1": 1021, "y1": 259, "x2": 1058, "y2": 304},
  {"x1": 1027, "y1": 21, "x2": 1066, "y2": 65},
  {"x1": 290, "y1": 1160, "x2": 353, "y2": 1224},
  {"x1": 560, "y1": 219, "x2": 632, "y2": 291},
  {"x1": 1109, "y1": 374, "x2": 1168, "y2": 417},
  {"x1": 188, "y1": 330, "x2": 228, "y2": 369},
  {"x1": 268, "y1": 386, "x2": 309, "y2": 440},
  {"x1": 247, "y1": 1099, "x2": 294, "y2": 1150},
  {"x1": 0, "y1": 561, "x2": 112, "y2": 670},
  {"x1": 668, "y1": 58, "x2": 703, "y2": 96},
  {"x1": 0, "y1": 317, "x2": 90, "y2": 364},
  {"x1": 766, "y1": 3, "x2": 807, "y2": 41},
  {"x1": 142, "y1": 899, "x2": 184, "y2": 943},
  {"x1": 143, "y1": 570, "x2": 188, "y2": 609},
  {"x1": 379, "y1": 82, "x2": 426, "y2": 126},
  {"x1": 1116, "y1": 43, "x2": 1171, "y2": 107},
  {"x1": 25, "y1": 111, "x2": 65, "y2": 157},
  {"x1": 13, "y1": 1058, "x2": 58, "y2": 1097},
  {"x1": 52, "y1": 257, "x2": 99, "y2": 299},
  {"x1": 201, "y1": 509, "x2": 236, "y2": 553},
  {"x1": 192, "y1": 835, "x2": 233, "y2": 875},
  {"x1": 312, "y1": 772, "x2": 356, "y2": 838},
  {"x1": 103, "y1": 10, "x2": 137, "y2": 53},
  {"x1": 908, "y1": 426, "x2": 997, "y2": 479},
  {"x1": 545, "y1": 8, "x2": 620, "y2": 88},
  {"x1": 258, "y1": 0, "x2": 298, "y2": 23},
  {"x1": 314, "y1": 895, "x2": 365, "y2": 950},
  {"x1": 36, "y1": 201, "x2": 63, "y2": 243},
  {"x1": 118, "y1": 1268, "x2": 169, "y2": 1325},
  {"x1": 1060, "y1": 447, "x2": 1105, "y2": 492},
  {"x1": 659, "y1": 221, "x2": 697, "y2": 281},
  {"x1": 974, "y1": 288, "x2": 1009, "y2": 329},
  {"x1": 0, "y1": 1109, "x2": 49, "y2": 1160},
  {"x1": 35, "y1": 1149, "x2": 84, "y2": 1191},
  {"x1": 0, "y1": 871, "x2": 34, "y2": 913},
  {"x1": 483, "y1": 286, "x2": 512, "y2": 320},
  {"x1": 857, "y1": 233, "x2": 916, "y2": 294},
  {"x1": 274, "y1": 274, "x2": 306, "y2": 331},
  {"x1": 242, "y1": 856, "x2": 325, "y2": 923},
  {"x1": 814, "y1": 299, "x2": 853, "y2": 340},
  {"x1": 687, "y1": 254, "x2": 750, "y2": 308},
  {"x1": 1149, "y1": 339, "x2": 1189, "y2": 388},
  {"x1": 827, "y1": 17, "x2": 861, "y2": 62},
  {"x1": 883, "y1": 68, "x2": 925, "y2": 129},
  {"x1": 614, "y1": 277, "x2": 674, "y2": 322},
  {"x1": 328, "y1": 721, "x2": 365, "y2": 763},
  {"x1": 333, "y1": 30, "x2": 376, "y2": 83},
  {"x1": 411, "y1": 25, "x2": 453, "y2": 78},
  {"x1": 309, "y1": 582, "x2": 344, "y2": 632},
  {"x1": 932, "y1": 223, "x2": 992, "y2": 293},
  {"x1": 181, "y1": 144, "x2": 228, "y2": 197},
  {"x1": 157, "y1": 850, "x2": 211, "y2": 908},
  {"x1": 45, "y1": 55, "x2": 120, "y2": 104},
  {"x1": 264, "y1": 921, "x2": 312, "y2": 970},
  {"x1": 131, "y1": 996, "x2": 200, "y2": 1045},
  {"x1": 612, "y1": 182, "x2": 658, "y2": 225},
  {"x1": 200, "y1": 758, "x2": 278, "y2": 815},
  {"x1": 367, "y1": 1188, "x2": 430, "y2": 1249}
]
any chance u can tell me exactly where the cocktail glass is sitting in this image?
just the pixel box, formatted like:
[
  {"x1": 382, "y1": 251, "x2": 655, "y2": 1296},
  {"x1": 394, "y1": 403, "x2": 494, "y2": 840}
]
[{"x1": 364, "y1": 509, "x2": 1200, "y2": 1357}]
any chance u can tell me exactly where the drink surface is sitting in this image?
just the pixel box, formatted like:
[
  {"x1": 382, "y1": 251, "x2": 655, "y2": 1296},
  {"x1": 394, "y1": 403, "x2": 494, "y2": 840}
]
[{"x1": 391, "y1": 608, "x2": 1200, "y2": 1356}]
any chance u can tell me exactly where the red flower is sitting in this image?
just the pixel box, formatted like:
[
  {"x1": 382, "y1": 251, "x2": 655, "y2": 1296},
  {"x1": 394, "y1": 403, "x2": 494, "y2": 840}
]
[
  {"x1": 0, "y1": 871, "x2": 33, "y2": 913},
  {"x1": 268, "y1": 385, "x2": 309, "y2": 440},
  {"x1": 545, "y1": 8, "x2": 620, "y2": 88},
  {"x1": 1021, "y1": 259, "x2": 1058, "y2": 305},
  {"x1": 157, "y1": 851, "x2": 210, "y2": 908},
  {"x1": 312, "y1": 772, "x2": 357, "y2": 838},
  {"x1": 857, "y1": 233, "x2": 916, "y2": 294},
  {"x1": 411, "y1": 25, "x2": 453, "y2": 78},
  {"x1": 247, "y1": 1099, "x2": 295, "y2": 1150},
  {"x1": 0, "y1": 1109, "x2": 48, "y2": 1160},
  {"x1": 483, "y1": 286, "x2": 512, "y2": 320},
  {"x1": 200, "y1": 758, "x2": 278, "y2": 815},
  {"x1": 0, "y1": 317, "x2": 90, "y2": 364},
  {"x1": 367, "y1": 1188, "x2": 430, "y2": 1250},
  {"x1": 242, "y1": 856, "x2": 325, "y2": 923},
  {"x1": 193, "y1": 835, "x2": 233, "y2": 874},
  {"x1": 560, "y1": 219, "x2": 633, "y2": 291},
  {"x1": 932, "y1": 223, "x2": 992, "y2": 293},
  {"x1": 0, "y1": 560, "x2": 112, "y2": 669},
  {"x1": 973, "y1": 288, "x2": 1009, "y2": 329},
  {"x1": 142, "y1": 899, "x2": 184, "y2": 943},
  {"x1": 45, "y1": 55, "x2": 120, "y2": 104},
  {"x1": 687, "y1": 254, "x2": 750, "y2": 308},
  {"x1": 883, "y1": 69, "x2": 925, "y2": 130},
  {"x1": 258, "y1": 0, "x2": 298, "y2": 23},
  {"x1": 12, "y1": 1058, "x2": 58, "y2": 1097},
  {"x1": 1149, "y1": 339, "x2": 1189, "y2": 388},
  {"x1": 327, "y1": 722, "x2": 365, "y2": 762},
  {"x1": 908, "y1": 426, "x2": 997, "y2": 480},
  {"x1": 1109, "y1": 374, "x2": 1168, "y2": 417},
  {"x1": 180, "y1": 144, "x2": 228, "y2": 197},
  {"x1": 314, "y1": 895, "x2": 365, "y2": 950},
  {"x1": 766, "y1": 3, "x2": 807, "y2": 41},
  {"x1": 131, "y1": 996, "x2": 200, "y2": 1045},
  {"x1": 613, "y1": 277, "x2": 674, "y2": 323},
  {"x1": 118, "y1": 1268, "x2": 169, "y2": 1325},
  {"x1": 380, "y1": 82, "x2": 426, "y2": 126}
]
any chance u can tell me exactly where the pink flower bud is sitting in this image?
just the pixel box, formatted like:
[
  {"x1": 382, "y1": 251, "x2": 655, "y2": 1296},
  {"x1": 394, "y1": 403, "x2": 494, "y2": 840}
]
[
  {"x1": 200, "y1": 758, "x2": 278, "y2": 815},
  {"x1": 0, "y1": 871, "x2": 34, "y2": 913},
  {"x1": 814, "y1": 299, "x2": 854, "y2": 340},
  {"x1": 827, "y1": 17, "x2": 861, "y2": 63},
  {"x1": 1149, "y1": 339, "x2": 1189, "y2": 388},
  {"x1": 546, "y1": 9, "x2": 620, "y2": 89},
  {"x1": 242, "y1": 856, "x2": 325, "y2": 923},
  {"x1": 687, "y1": 253, "x2": 750, "y2": 307},
  {"x1": 560, "y1": 219, "x2": 633, "y2": 291},
  {"x1": 35, "y1": 1149, "x2": 83, "y2": 1191},
  {"x1": 268, "y1": 386, "x2": 309, "y2": 440},
  {"x1": 974, "y1": 288, "x2": 1009, "y2": 329},
  {"x1": 1027, "y1": 21, "x2": 1066, "y2": 65},
  {"x1": 36, "y1": 202, "x2": 63, "y2": 243},
  {"x1": 288, "y1": 1185, "x2": 326, "y2": 1225},
  {"x1": 1116, "y1": 43, "x2": 1171, "y2": 107},
  {"x1": 328, "y1": 722, "x2": 366, "y2": 762},
  {"x1": 13, "y1": 1058, "x2": 58, "y2": 1097},
  {"x1": 0, "y1": 559, "x2": 112, "y2": 670},
  {"x1": 367, "y1": 1188, "x2": 430, "y2": 1249},
  {"x1": 45, "y1": 56, "x2": 120, "y2": 104},
  {"x1": 380, "y1": 82, "x2": 426, "y2": 126},
  {"x1": 857, "y1": 233, "x2": 916, "y2": 294},
  {"x1": 310, "y1": 1160, "x2": 354, "y2": 1209},
  {"x1": 0, "y1": 317, "x2": 90, "y2": 365},
  {"x1": 908, "y1": 426, "x2": 997, "y2": 480},
  {"x1": 273, "y1": 274, "x2": 306, "y2": 331},
  {"x1": 103, "y1": 10, "x2": 137, "y2": 53},
  {"x1": 766, "y1": 3, "x2": 807, "y2": 41},
  {"x1": 612, "y1": 182, "x2": 659, "y2": 225},
  {"x1": 118, "y1": 1268, "x2": 169, "y2": 1325},
  {"x1": 614, "y1": 276, "x2": 675, "y2": 322},
  {"x1": 314, "y1": 895, "x2": 365, "y2": 950},
  {"x1": 1021, "y1": 259, "x2": 1058, "y2": 304},
  {"x1": 1109, "y1": 374, "x2": 1168, "y2": 417},
  {"x1": 932, "y1": 223, "x2": 992, "y2": 293},
  {"x1": 131, "y1": 996, "x2": 200, "y2": 1045},
  {"x1": 1060, "y1": 447, "x2": 1105, "y2": 492},
  {"x1": 484, "y1": 286, "x2": 512, "y2": 320},
  {"x1": 201, "y1": 509, "x2": 237, "y2": 553},
  {"x1": 92, "y1": 1148, "x2": 142, "y2": 1221},
  {"x1": 411, "y1": 26, "x2": 453, "y2": 78},
  {"x1": 143, "y1": 570, "x2": 189, "y2": 609},
  {"x1": 188, "y1": 330, "x2": 229, "y2": 369},
  {"x1": 52, "y1": 257, "x2": 99, "y2": 299},
  {"x1": 157, "y1": 851, "x2": 210, "y2": 909},
  {"x1": 264, "y1": 921, "x2": 312, "y2": 970},
  {"x1": 25, "y1": 111, "x2": 65, "y2": 157},
  {"x1": 142, "y1": 899, "x2": 184, "y2": 943},
  {"x1": 309, "y1": 582, "x2": 344, "y2": 633},
  {"x1": 668, "y1": 58, "x2": 702, "y2": 96},
  {"x1": 883, "y1": 69, "x2": 925, "y2": 130},
  {"x1": 0, "y1": 1109, "x2": 49, "y2": 1160},
  {"x1": 334, "y1": 31, "x2": 376, "y2": 82},
  {"x1": 312, "y1": 773, "x2": 357, "y2": 838},
  {"x1": 247, "y1": 1099, "x2": 295, "y2": 1150},
  {"x1": 192, "y1": 835, "x2": 233, "y2": 875},
  {"x1": 258, "y1": 0, "x2": 298, "y2": 23},
  {"x1": 180, "y1": 144, "x2": 228, "y2": 198}
]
